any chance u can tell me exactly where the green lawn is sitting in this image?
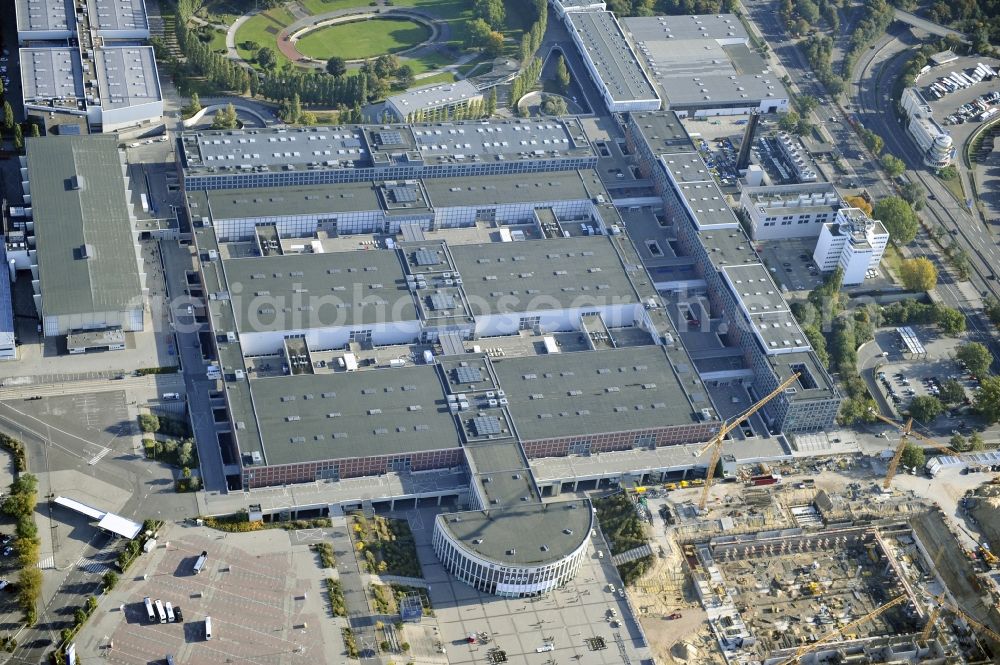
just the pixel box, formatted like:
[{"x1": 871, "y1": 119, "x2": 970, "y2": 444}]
[
  {"x1": 234, "y1": 7, "x2": 296, "y2": 68},
  {"x1": 299, "y1": 0, "x2": 371, "y2": 14},
  {"x1": 410, "y1": 71, "x2": 457, "y2": 88},
  {"x1": 391, "y1": 0, "x2": 474, "y2": 48},
  {"x1": 406, "y1": 50, "x2": 453, "y2": 75},
  {"x1": 296, "y1": 17, "x2": 431, "y2": 60}
]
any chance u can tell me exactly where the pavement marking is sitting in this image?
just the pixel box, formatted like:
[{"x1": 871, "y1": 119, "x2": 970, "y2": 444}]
[
  {"x1": 87, "y1": 447, "x2": 113, "y2": 466},
  {"x1": 36, "y1": 556, "x2": 54, "y2": 569},
  {"x1": 77, "y1": 557, "x2": 112, "y2": 575}
]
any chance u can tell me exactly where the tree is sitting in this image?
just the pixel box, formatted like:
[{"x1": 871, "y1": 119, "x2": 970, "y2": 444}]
[
  {"x1": 900, "y1": 180, "x2": 924, "y2": 210},
  {"x1": 373, "y1": 55, "x2": 401, "y2": 80},
  {"x1": 899, "y1": 443, "x2": 925, "y2": 470},
  {"x1": 189, "y1": 91, "x2": 202, "y2": 114},
  {"x1": 908, "y1": 395, "x2": 943, "y2": 423},
  {"x1": 540, "y1": 96, "x2": 567, "y2": 115},
  {"x1": 898, "y1": 257, "x2": 937, "y2": 291},
  {"x1": 485, "y1": 87, "x2": 497, "y2": 117},
  {"x1": 936, "y1": 306, "x2": 966, "y2": 335},
  {"x1": 555, "y1": 55, "x2": 571, "y2": 92},
  {"x1": 880, "y1": 153, "x2": 906, "y2": 178},
  {"x1": 957, "y1": 342, "x2": 992, "y2": 378},
  {"x1": 102, "y1": 571, "x2": 118, "y2": 592},
  {"x1": 178, "y1": 441, "x2": 194, "y2": 467},
  {"x1": 860, "y1": 128, "x2": 884, "y2": 155},
  {"x1": 939, "y1": 379, "x2": 966, "y2": 405},
  {"x1": 483, "y1": 30, "x2": 505, "y2": 58},
  {"x1": 969, "y1": 431, "x2": 986, "y2": 451},
  {"x1": 938, "y1": 164, "x2": 958, "y2": 180},
  {"x1": 256, "y1": 46, "x2": 277, "y2": 69},
  {"x1": 465, "y1": 18, "x2": 494, "y2": 50},
  {"x1": 950, "y1": 433, "x2": 968, "y2": 451},
  {"x1": 975, "y1": 375, "x2": 1000, "y2": 423},
  {"x1": 844, "y1": 195, "x2": 873, "y2": 216},
  {"x1": 138, "y1": 413, "x2": 160, "y2": 433},
  {"x1": 395, "y1": 64, "x2": 415, "y2": 88},
  {"x1": 12, "y1": 124, "x2": 22, "y2": 153},
  {"x1": 2, "y1": 102, "x2": 13, "y2": 131},
  {"x1": 797, "y1": 94, "x2": 818, "y2": 114},
  {"x1": 211, "y1": 103, "x2": 238, "y2": 130},
  {"x1": 474, "y1": 0, "x2": 506, "y2": 30},
  {"x1": 778, "y1": 110, "x2": 801, "y2": 132},
  {"x1": 326, "y1": 56, "x2": 347, "y2": 78},
  {"x1": 300, "y1": 111, "x2": 317, "y2": 125},
  {"x1": 985, "y1": 297, "x2": 1000, "y2": 325},
  {"x1": 873, "y1": 196, "x2": 919, "y2": 245}
]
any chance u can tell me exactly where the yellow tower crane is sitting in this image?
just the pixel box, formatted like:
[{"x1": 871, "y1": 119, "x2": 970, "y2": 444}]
[
  {"x1": 697, "y1": 372, "x2": 800, "y2": 510},
  {"x1": 869, "y1": 412, "x2": 959, "y2": 489},
  {"x1": 774, "y1": 594, "x2": 908, "y2": 665},
  {"x1": 922, "y1": 594, "x2": 1000, "y2": 644}
]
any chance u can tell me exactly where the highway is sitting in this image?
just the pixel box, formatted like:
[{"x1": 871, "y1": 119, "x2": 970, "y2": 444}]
[
  {"x1": 744, "y1": 2, "x2": 1000, "y2": 362},
  {"x1": 851, "y1": 31, "x2": 1000, "y2": 361}
]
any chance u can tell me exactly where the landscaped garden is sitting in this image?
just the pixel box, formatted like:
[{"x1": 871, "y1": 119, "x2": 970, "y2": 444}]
[
  {"x1": 349, "y1": 513, "x2": 421, "y2": 578},
  {"x1": 295, "y1": 17, "x2": 432, "y2": 61}
]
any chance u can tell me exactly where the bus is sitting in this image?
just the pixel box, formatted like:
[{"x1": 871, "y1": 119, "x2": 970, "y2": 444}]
[
  {"x1": 205, "y1": 616, "x2": 213, "y2": 640},
  {"x1": 165, "y1": 601, "x2": 175, "y2": 623},
  {"x1": 144, "y1": 597, "x2": 155, "y2": 623},
  {"x1": 193, "y1": 550, "x2": 208, "y2": 575},
  {"x1": 154, "y1": 599, "x2": 167, "y2": 624}
]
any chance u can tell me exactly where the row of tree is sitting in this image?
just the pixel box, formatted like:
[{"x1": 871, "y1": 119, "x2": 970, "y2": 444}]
[
  {"x1": 402, "y1": 89, "x2": 498, "y2": 123},
  {"x1": 1, "y1": 474, "x2": 41, "y2": 625}
]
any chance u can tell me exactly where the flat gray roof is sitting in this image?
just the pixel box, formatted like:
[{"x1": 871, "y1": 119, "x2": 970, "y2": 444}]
[
  {"x1": 90, "y1": 0, "x2": 148, "y2": 33},
  {"x1": 424, "y1": 169, "x2": 605, "y2": 208},
  {"x1": 722, "y1": 264, "x2": 812, "y2": 354},
  {"x1": 191, "y1": 182, "x2": 385, "y2": 220},
  {"x1": 677, "y1": 180, "x2": 739, "y2": 228},
  {"x1": 741, "y1": 183, "x2": 841, "y2": 216},
  {"x1": 222, "y1": 250, "x2": 415, "y2": 333},
  {"x1": 569, "y1": 11, "x2": 659, "y2": 103},
  {"x1": 180, "y1": 118, "x2": 595, "y2": 176},
  {"x1": 387, "y1": 80, "x2": 480, "y2": 113},
  {"x1": 247, "y1": 365, "x2": 459, "y2": 466},
  {"x1": 661, "y1": 152, "x2": 713, "y2": 183},
  {"x1": 698, "y1": 227, "x2": 761, "y2": 270},
  {"x1": 628, "y1": 111, "x2": 695, "y2": 155},
  {"x1": 449, "y1": 235, "x2": 640, "y2": 316},
  {"x1": 491, "y1": 346, "x2": 704, "y2": 441},
  {"x1": 95, "y1": 47, "x2": 161, "y2": 109},
  {"x1": 16, "y1": 0, "x2": 72, "y2": 33},
  {"x1": 623, "y1": 16, "x2": 785, "y2": 108},
  {"x1": 20, "y1": 48, "x2": 85, "y2": 106},
  {"x1": 437, "y1": 500, "x2": 593, "y2": 566},
  {"x1": 27, "y1": 135, "x2": 143, "y2": 319},
  {"x1": 625, "y1": 13, "x2": 747, "y2": 41}
]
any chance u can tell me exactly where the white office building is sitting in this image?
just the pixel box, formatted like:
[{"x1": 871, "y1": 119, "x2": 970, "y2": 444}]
[
  {"x1": 740, "y1": 183, "x2": 842, "y2": 241},
  {"x1": 900, "y1": 88, "x2": 954, "y2": 168},
  {"x1": 385, "y1": 80, "x2": 483, "y2": 121},
  {"x1": 812, "y1": 208, "x2": 889, "y2": 286}
]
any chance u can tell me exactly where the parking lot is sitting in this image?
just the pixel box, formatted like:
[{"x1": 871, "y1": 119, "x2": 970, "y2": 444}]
[
  {"x1": 76, "y1": 524, "x2": 338, "y2": 664},
  {"x1": 866, "y1": 327, "x2": 980, "y2": 432}
]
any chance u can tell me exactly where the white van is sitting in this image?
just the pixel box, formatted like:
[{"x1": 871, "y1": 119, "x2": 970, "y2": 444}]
[
  {"x1": 165, "y1": 601, "x2": 175, "y2": 623},
  {"x1": 161, "y1": 393, "x2": 180, "y2": 401},
  {"x1": 205, "y1": 616, "x2": 213, "y2": 640}
]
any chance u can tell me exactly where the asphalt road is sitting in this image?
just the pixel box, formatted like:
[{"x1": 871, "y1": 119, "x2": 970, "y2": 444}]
[
  {"x1": 850, "y1": 31, "x2": 1000, "y2": 364},
  {"x1": 745, "y1": 2, "x2": 1000, "y2": 368}
]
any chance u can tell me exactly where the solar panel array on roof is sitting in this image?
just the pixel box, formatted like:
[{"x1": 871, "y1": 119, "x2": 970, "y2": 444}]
[
  {"x1": 374, "y1": 130, "x2": 405, "y2": 146},
  {"x1": 472, "y1": 415, "x2": 502, "y2": 436},
  {"x1": 455, "y1": 366, "x2": 483, "y2": 383},
  {"x1": 390, "y1": 186, "x2": 418, "y2": 203},
  {"x1": 429, "y1": 293, "x2": 456, "y2": 311},
  {"x1": 414, "y1": 248, "x2": 440, "y2": 266}
]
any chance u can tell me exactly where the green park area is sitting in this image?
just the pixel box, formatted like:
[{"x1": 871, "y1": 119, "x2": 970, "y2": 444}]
[{"x1": 295, "y1": 17, "x2": 432, "y2": 61}]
